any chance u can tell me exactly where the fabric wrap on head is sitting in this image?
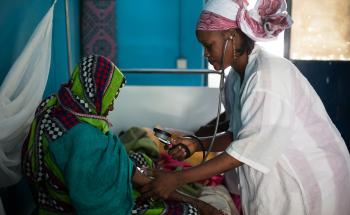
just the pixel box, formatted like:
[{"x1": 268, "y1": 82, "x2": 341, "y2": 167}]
[{"x1": 196, "y1": 0, "x2": 293, "y2": 41}]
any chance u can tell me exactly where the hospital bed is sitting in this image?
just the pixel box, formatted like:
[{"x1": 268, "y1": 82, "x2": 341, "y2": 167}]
[
  {"x1": 110, "y1": 85, "x2": 221, "y2": 134},
  {"x1": 110, "y1": 69, "x2": 222, "y2": 134}
]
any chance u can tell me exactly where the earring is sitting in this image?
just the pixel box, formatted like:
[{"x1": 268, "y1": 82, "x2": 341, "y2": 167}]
[{"x1": 231, "y1": 33, "x2": 238, "y2": 63}]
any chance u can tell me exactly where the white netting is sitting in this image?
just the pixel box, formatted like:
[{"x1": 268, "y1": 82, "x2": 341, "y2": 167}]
[{"x1": 0, "y1": 2, "x2": 56, "y2": 188}]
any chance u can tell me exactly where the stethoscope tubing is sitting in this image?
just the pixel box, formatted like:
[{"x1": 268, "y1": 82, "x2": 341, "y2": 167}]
[{"x1": 202, "y1": 39, "x2": 229, "y2": 162}]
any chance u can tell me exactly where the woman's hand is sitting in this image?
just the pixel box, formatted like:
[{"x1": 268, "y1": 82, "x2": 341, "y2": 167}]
[
  {"x1": 140, "y1": 170, "x2": 182, "y2": 200},
  {"x1": 167, "y1": 137, "x2": 199, "y2": 160}
]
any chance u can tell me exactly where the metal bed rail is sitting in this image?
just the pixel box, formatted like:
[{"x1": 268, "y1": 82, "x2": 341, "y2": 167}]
[{"x1": 120, "y1": 68, "x2": 221, "y2": 75}]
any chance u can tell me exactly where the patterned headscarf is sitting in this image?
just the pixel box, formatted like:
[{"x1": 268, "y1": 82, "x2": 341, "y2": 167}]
[
  {"x1": 196, "y1": 0, "x2": 293, "y2": 41},
  {"x1": 21, "y1": 55, "x2": 125, "y2": 214}
]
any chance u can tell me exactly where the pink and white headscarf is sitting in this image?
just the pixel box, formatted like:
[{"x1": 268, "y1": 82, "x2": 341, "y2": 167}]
[{"x1": 196, "y1": 0, "x2": 293, "y2": 42}]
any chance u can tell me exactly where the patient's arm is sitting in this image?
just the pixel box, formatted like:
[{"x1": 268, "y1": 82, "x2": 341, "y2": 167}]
[
  {"x1": 168, "y1": 191, "x2": 225, "y2": 215},
  {"x1": 194, "y1": 112, "x2": 229, "y2": 137},
  {"x1": 132, "y1": 169, "x2": 224, "y2": 215},
  {"x1": 199, "y1": 131, "x2": 233, "y2": 152}
]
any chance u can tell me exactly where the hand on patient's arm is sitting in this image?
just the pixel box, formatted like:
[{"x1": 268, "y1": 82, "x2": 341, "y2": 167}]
[
  {"x1": 168, "y1": 137, "x2": 198, "y2": 160},
  {"x1": 141, "y1": 152, "x2": 242, "y2": 199},
  {"x1": 132, "y1": 168, "x2": 151, "y2": 187},
  {"x1": 167, "y1": 131, "x2": 233, "y2": 160}
]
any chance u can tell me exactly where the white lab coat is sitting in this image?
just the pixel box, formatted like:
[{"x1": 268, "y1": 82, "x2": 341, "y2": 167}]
[{"x1": 224, "y1": 45, "x2": 350, "y2": 215}]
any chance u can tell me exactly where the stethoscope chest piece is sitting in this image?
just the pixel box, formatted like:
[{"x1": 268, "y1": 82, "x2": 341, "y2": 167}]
[{"x1": 153, "y1": 128, "x2": 172, "y2": 145}]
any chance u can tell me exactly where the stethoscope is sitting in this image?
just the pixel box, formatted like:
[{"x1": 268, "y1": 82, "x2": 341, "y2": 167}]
[
  {"x1": 203, "y1": 38, "x2": 229, "y2": 162},
  {"x1": 153, "y1": 39, "x2": 230, "y2": 163}
]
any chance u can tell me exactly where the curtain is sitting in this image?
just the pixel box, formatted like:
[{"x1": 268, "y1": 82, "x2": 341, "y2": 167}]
[
  {"x1": 80, "y1": 0, "x2": 117, "y2": 61},
  {"x1": 0, "y1": 1, "x2": 56, "y2": 188}
]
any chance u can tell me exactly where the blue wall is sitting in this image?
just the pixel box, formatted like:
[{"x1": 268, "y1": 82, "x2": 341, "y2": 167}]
[
  {"x1": 0, "y1": 0, "x2": 80, "y2": 97},
  {"x1": 116, "y1": 0, "x2": 205, "y2": 86},
  {"x1": 1, "y1": 0, "x2": 204, "y2": 89}
]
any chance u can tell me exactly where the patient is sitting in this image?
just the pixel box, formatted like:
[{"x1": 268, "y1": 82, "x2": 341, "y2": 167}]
[{"x1": 21, "y1": 55, "x2": 223, "y2": 215}]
